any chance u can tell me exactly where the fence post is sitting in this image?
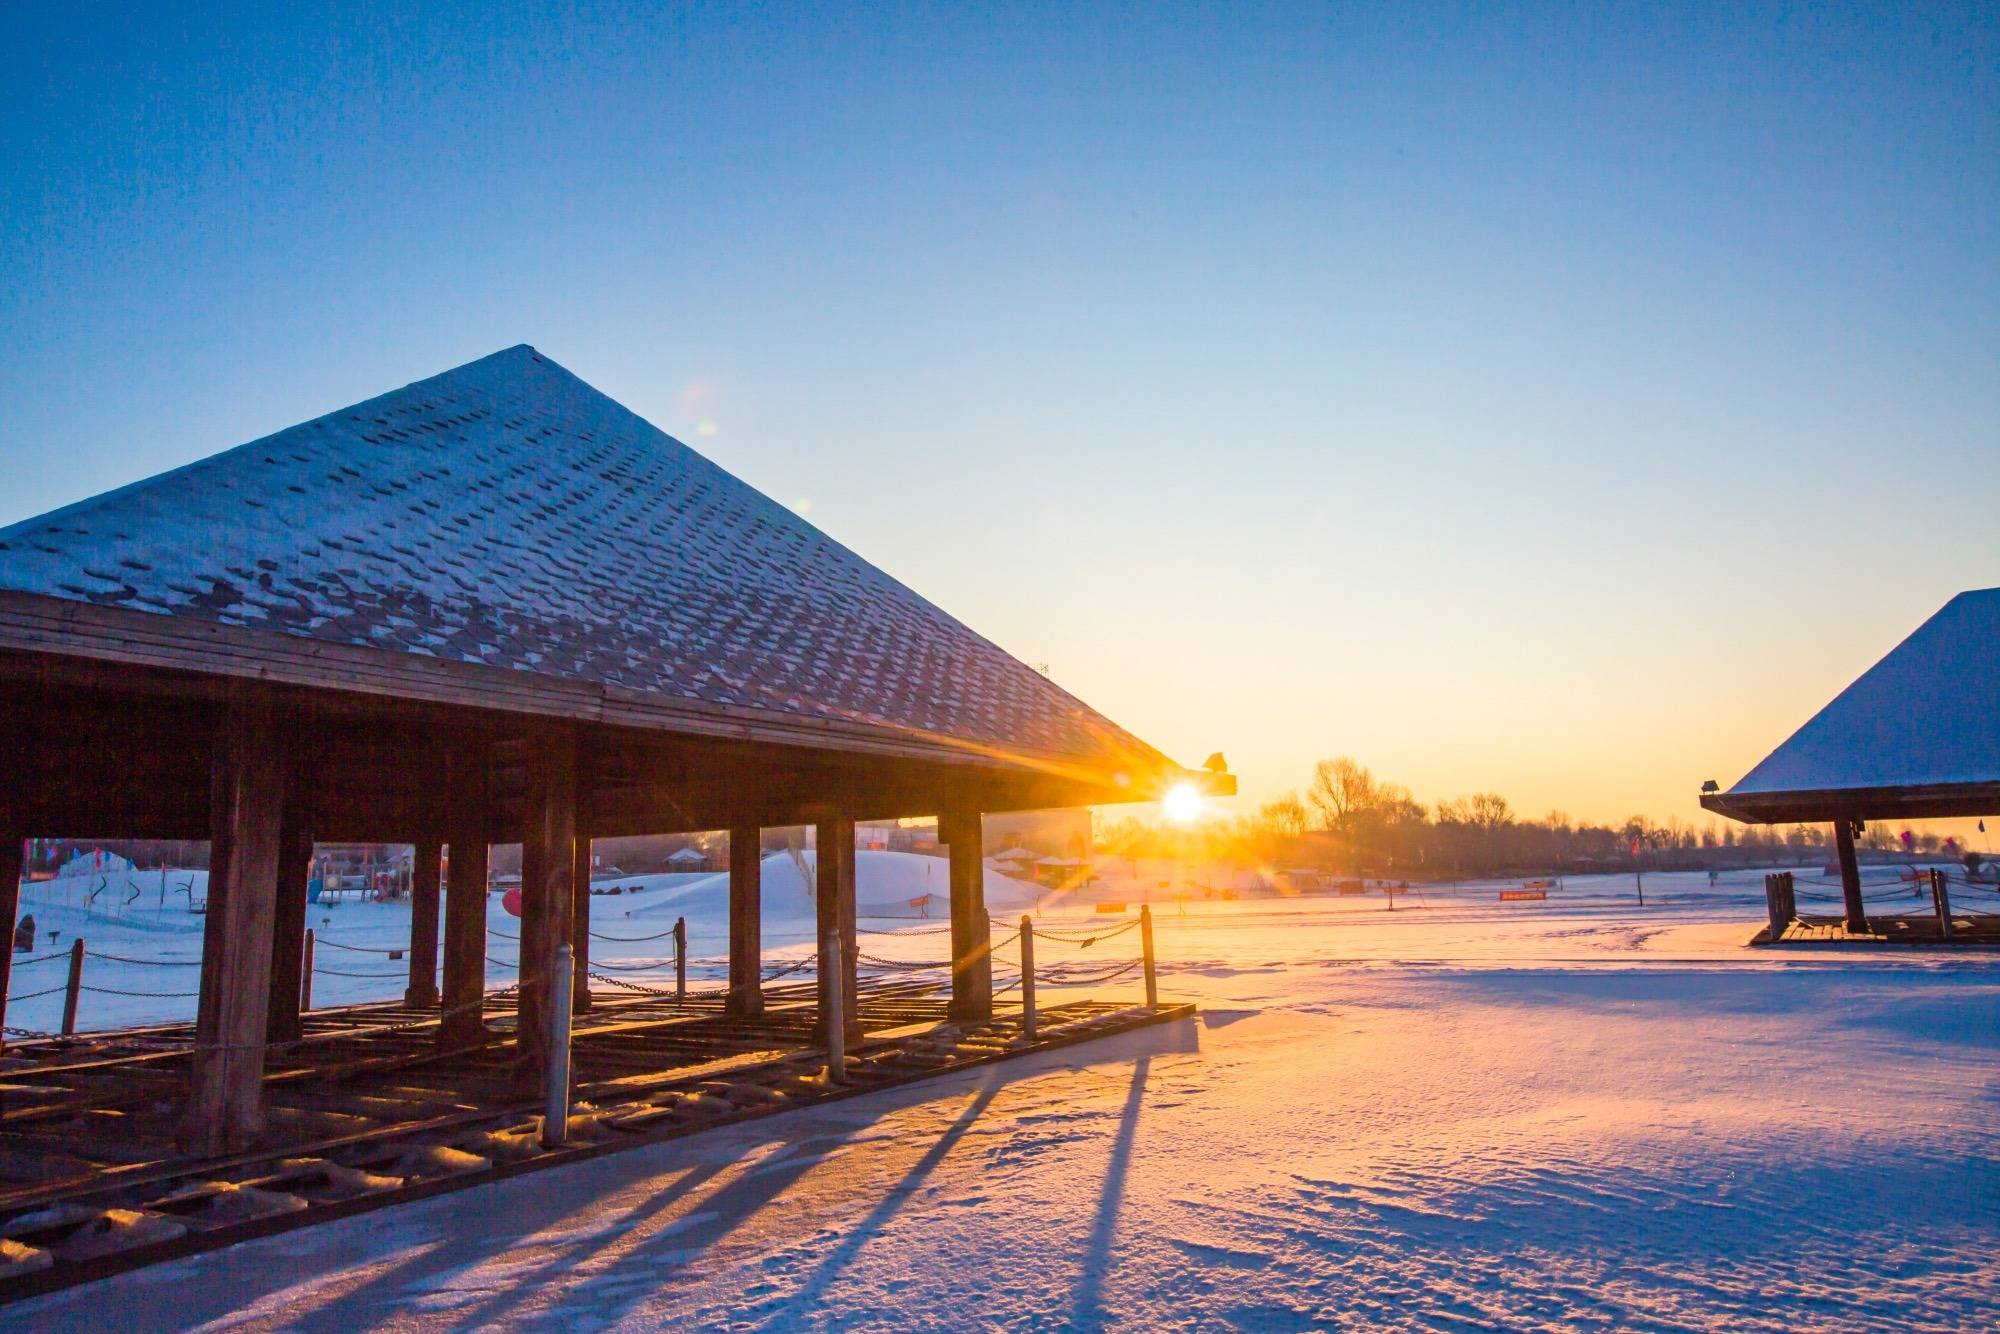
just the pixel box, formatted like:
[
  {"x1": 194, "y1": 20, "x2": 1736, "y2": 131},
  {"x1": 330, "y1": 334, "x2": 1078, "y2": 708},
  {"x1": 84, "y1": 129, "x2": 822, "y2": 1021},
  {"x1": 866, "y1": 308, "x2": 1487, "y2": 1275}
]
[
  {"x1": 1763, "y1": 873, "x2": 1786, "y2": 943},
  {"x1": 1780, "y1": 871, "x2": 1796, "y2": 924},
  {"x1": 674, "y1": 916, "x2": 687, "y2": 1002},
  {"x1": 1140, "y1": 904, "x2": 1157, "y2": 1009},
  {"x1": 1932, "y1": 869, "x2": 1954, "y2": 942},
  {"x1": 61, "y1": 938, "x2": 85, "y2": 1036},
  {"x1": 1020, "y1": 915, "x2": 1037, "y2": 1041},
  {"x1": 543, "y1": 941, "x2": 574, "y2": 1147},
  {"x1": 824, "y1": 929, "x2": 846, "y2": 1085},
  {"x1": 299, "y1": 928, "x2": 315, "y2": 1014}
]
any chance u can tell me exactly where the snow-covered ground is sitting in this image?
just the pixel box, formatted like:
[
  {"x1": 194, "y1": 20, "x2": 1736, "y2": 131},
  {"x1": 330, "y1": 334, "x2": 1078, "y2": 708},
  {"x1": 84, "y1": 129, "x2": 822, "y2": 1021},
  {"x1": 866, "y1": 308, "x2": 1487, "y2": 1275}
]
[
  {"x1": 3, "y1": 851, "x2": 1042, "y2": 1033},
  {"x1": 12, "y1": 866, "x2": 2000, "y2": 1330}
]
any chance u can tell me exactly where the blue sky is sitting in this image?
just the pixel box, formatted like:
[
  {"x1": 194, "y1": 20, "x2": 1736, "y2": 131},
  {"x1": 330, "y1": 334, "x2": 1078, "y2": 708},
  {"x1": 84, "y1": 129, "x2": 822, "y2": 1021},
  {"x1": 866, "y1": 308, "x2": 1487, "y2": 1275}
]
[{"x1": 3, "y1": 2, "x2": 1995, "y2": 824}]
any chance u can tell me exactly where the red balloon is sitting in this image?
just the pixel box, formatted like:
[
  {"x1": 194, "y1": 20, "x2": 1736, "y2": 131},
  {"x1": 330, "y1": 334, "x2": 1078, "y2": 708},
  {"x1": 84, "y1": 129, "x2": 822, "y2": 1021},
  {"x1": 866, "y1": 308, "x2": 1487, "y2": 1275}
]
[{"x1": 502, "y1": 886, "x2": 523, "y2": 918}]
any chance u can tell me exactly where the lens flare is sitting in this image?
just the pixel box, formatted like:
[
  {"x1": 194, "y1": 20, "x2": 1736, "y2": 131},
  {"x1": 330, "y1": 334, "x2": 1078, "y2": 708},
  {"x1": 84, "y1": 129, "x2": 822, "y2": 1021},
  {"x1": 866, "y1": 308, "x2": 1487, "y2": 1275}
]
[{"x1": 1164, "y1": 781, "x2": 1203, "y2": 824}]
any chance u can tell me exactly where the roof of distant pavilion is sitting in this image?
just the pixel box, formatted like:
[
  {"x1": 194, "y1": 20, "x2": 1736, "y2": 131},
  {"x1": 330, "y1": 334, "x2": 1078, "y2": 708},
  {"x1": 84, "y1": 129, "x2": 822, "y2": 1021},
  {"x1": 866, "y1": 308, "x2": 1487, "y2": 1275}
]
[
  {"x1": 1701, "y1": 587, "x2": 2000, "y2": 823},
  {"x1": 0, "y1": 345, "x2": 1199, "y2": 796}
]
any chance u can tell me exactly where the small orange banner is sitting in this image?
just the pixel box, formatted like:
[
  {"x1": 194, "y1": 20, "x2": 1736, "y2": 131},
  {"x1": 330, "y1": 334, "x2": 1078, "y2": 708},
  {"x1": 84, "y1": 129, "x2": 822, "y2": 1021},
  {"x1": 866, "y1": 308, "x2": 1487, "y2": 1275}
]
[{"x1": 1499, "y1": 889, "x2": 1548, "y2": 902}]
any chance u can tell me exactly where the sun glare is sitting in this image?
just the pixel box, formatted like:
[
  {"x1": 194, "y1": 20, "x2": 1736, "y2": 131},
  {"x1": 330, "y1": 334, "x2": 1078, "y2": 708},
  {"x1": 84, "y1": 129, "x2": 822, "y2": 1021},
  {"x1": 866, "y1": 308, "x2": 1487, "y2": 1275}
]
[{"x1": 1163, "y1": 781, "x2": 1203, "y2": 824}]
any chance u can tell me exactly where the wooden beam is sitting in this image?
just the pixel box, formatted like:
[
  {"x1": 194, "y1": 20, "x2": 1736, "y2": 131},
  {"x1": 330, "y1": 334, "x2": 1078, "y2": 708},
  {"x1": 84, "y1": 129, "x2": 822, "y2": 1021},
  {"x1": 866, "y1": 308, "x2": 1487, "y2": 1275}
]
[
  {"x1": 942, "y1": 806, "x2": 993, "y2": 1023},
  {"x1": 0, "y1": 698, "x2": 24, "y2": 1049},
  {"x1": 0, "y1": 590, "x2": 1183, "y2": 784},
  {"x1": 815, "y1": 815, "x2": 859, "y2": 1043},
  {"x1": 264, "y1": 791, "x2": 314, "y2": 1045},
  {"x1": 516, "y1": 727, "x2": 577, "y2": 1088},
  {"x1": 181, "y1": 695, "x2": 289, "y2": 1156},
  {"x1": 1834, "y1": 819, "x2": 1869, "y2": 934},
  {"x1": 406, "y1": 839, "x2": 443, "y2": 1008},
  {"x1": 439, "y1": 739, "x2": 490, "y2": 1050},
  {"x1": 727, "y1": 822, "x2": 764, "y2": 1017},
  {"x1": 570, "y1": 830, "x2": 593, "y2": 1014}
]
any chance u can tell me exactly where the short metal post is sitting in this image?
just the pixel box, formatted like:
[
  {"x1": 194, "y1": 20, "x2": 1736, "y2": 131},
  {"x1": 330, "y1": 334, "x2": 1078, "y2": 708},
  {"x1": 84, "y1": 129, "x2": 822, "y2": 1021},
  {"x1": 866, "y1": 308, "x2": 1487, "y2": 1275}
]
[
  {"x1": 1140, "y1": 904, "x2": 1157, "y2": 1009},
  {"x1": 674, "y1": 915, "x2": 687, "y2": 1002},
  {"x1": 1932, "y1": 869, "x2": 1954, "y2": 942},
  {"x1": 544, "y1": 941, "x2": 574, "y2": 1146},
  {"x1": 60, "y1": 938, "x2": 84, "y2": 1036},
  {"x1": 299, "y1": 928, "x2": 315, "y2": 1014},
  {"x1": 824, "y1": 929, "x2": 846, "y2": 1085},
  {"x1": 1020, "y1": 915, "x2": 1037, "y2": 1041}
]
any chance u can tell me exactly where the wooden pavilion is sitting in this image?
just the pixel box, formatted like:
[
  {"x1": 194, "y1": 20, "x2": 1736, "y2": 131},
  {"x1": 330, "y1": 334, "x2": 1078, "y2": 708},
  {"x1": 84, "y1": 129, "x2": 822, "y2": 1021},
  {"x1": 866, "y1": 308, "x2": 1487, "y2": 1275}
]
[
  {"x1": 0, "y1": 346, "x2": 1230, "y2": 1155},
  {"x1": 1701, "y1": 587, "x2": 1998, "y2": 934}
]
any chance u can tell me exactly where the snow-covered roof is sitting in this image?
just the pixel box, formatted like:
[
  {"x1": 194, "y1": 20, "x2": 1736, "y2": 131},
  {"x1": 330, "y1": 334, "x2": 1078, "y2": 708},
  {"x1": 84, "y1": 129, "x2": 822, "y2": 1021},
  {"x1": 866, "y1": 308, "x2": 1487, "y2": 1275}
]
[
  {"x1": 0, "y1": 346, "x2": 1165, "y2": 776},
  {"x1": 1705, "y1": 587, "x2": 2000, "y2": 821},
  {"x1": 665, "y1": 847, "x2": 707, "y2": 863}
]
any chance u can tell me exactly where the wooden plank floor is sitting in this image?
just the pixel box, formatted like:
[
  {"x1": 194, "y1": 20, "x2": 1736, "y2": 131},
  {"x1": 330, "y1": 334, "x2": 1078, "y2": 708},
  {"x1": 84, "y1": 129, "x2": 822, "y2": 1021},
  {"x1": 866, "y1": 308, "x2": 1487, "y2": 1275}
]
[
  {"x1": 0, "y1": 983, "x2": 1191, "y2": 1301},
  {"x1": 1751, "y1": 912, "x2": 2000, "y2": 946}
]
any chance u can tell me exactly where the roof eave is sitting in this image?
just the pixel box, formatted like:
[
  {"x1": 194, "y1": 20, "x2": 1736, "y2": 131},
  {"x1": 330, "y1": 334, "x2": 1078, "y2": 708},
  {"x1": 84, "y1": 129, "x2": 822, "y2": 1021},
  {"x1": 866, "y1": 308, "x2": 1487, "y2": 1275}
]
[
  {"x1": 1701, "y1": 781, "x2": 2000, "y2": 825},
  {"x1": 0, "y1": 589, "x2": 1184, "y2": 797}
]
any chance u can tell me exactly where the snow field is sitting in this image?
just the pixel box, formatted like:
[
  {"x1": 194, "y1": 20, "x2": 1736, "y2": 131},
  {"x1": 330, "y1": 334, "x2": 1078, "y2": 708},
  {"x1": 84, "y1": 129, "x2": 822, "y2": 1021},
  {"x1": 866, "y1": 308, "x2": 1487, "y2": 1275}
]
[{"x1": 10, "y1": 863, "x2": 1997, "y2": 1330}]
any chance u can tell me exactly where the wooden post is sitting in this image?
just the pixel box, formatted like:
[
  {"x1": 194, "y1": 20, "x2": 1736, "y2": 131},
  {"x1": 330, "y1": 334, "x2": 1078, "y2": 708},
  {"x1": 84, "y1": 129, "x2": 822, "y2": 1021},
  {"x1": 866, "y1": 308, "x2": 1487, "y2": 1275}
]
[
  {"x1": 405, "y1": 839, "x2": 443, "y2": 1009},
  {"x1": 570, "y1": 832, "x2": 593, "y2": 1014},
  {"x1": 181, "y1": 696, "x2": 290, "y2": 1156},
  {"x1": 543, "y1": 941, "x2": 574, "y2": 1147},
  {"x1": 439, "y1": 739, "x2": 490, "y2": 1050},
  {"x1": 0, "y1": 729, "x2": 25, "y2": 1048},
  {"x1": 674, "y1": 915, "x2": 688, "y2": 1001},
  {"x1": 516, "y1": 728, "x2": 577, "y2": 1089},
  {"x1": 942, "y1": 807, "x2": 992, "y2": 1023},
  {"x1": 265, "y1": 801, "x2": 313, "y2": 1044},
  {"x1": 1834, "y1": 819, "x2": 1868, "y2": 933},
  {"x1": 1020, "y1": 916, "x2": 1037, "y2": 1041},
  {"x1": 1141, "y1": 903, "x2": 1157, "y2": 1008},
  {"x1": 815, "y1": 815, "x2": 859, "y2": 1044},
  {"x1": 726, "y1": 823, "x2": 764, "y2": 1017},
  {"x1": 1932, "y1": 868, "x2": 1954, "y2": 942},
  {"x1": 60, "y1": 937, "x2": 84, "y2": 1036},
  {"x1": 823, "y1": 928, "x2": 847, "y2": 1085},
  {"x1": 1763, "y1": 872, "x2": 1788, "y2": 943},
  {"x1": 299, "y1": 929, "x2": 314, "y2": 1014}
]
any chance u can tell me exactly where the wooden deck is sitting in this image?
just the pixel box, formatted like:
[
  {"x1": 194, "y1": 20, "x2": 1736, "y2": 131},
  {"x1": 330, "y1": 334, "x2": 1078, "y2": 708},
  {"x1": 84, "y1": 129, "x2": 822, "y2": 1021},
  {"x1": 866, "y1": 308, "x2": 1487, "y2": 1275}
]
[
  {"x1": 0, "y1": 980, "x2": 1191, "y2": 1299},
  {"x1": 1750, "y1": 912, "x2": 2000, "y2": 947}
]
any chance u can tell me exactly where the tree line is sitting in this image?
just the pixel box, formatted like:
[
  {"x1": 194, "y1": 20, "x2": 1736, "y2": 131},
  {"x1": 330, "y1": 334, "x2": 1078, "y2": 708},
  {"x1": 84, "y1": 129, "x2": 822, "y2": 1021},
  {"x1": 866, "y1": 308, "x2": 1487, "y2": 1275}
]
[{"x1": 1097, "y1": 757, "x2": 1972, "y2": 879}]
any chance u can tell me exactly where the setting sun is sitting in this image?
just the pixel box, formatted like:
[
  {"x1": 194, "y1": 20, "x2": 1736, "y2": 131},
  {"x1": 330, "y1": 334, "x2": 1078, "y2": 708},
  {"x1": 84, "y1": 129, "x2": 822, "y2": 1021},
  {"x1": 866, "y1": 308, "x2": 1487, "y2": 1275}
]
[{"x1": 1163, "y1": 782, "x2": 1203, "y2": 824}]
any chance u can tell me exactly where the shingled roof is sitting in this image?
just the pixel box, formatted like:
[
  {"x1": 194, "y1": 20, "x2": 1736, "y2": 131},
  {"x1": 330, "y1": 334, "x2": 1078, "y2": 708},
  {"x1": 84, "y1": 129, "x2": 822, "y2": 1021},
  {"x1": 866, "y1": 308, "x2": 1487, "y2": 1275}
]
[
  {"x1": 0, "y1": 346, "x2": 1170, "y2": 781},
  {"x1": 1702, "y1": 587, "x2": 2000, "y2": 822}
]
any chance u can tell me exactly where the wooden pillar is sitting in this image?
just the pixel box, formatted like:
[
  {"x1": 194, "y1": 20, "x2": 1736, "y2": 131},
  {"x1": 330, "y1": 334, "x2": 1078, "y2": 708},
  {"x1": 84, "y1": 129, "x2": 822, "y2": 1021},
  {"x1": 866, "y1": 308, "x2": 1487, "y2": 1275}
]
[
  {"x1": 516, "y1": 728, "x2": 577, "y2": 1087},
  {"x1": 439, "y1": 739, "x2": 490, "y2": 1050},
  {"x1": 181, "y1": 696, "x2": 290, "y2": 1156},
  {"x1": 264, "y1": 796, "x2": 314, "y2": 1045},
  {"x1": 405, "y1": 839, "x2": 443, "y2": 1008},
  {"x1": 0, "y1": 704, "x2": 25, "y2": 1049},
  {"x1": 570, "y1": 831, "x2": 593, "y2": 1013},
  {"x1": 942, "y1": 806, "x2": 992, "y2": 1023},
  {"x1": 727, "y1": 822, "x2": 764, "y2": 1017},
  {"x1": 1834, "y1": 818, "x2": 1868, "y2": 934},
  {"x1": 815, "y1": 815, "x2": 859, "y2": 1043}
]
